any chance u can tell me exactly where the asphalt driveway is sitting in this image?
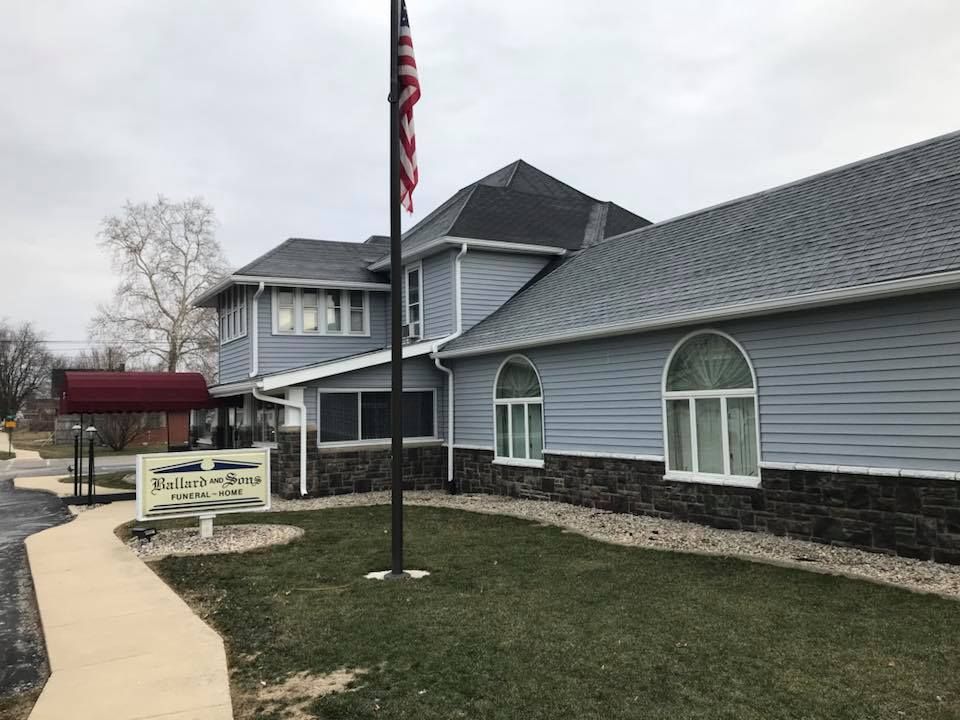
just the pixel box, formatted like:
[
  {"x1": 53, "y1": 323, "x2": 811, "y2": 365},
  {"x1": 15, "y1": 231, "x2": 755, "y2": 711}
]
[{"x1": 0, "y1": 479, "x2": 69, "y2": 696}]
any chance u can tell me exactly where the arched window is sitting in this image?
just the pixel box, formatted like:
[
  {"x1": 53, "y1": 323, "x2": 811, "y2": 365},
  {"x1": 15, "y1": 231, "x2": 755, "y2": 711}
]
[
  {"x1": 663, "y1": 332, "x2": 759, "y2": 481},
  {"x1": 494, "y1": 355, "x2": 544, "y2": 464}
]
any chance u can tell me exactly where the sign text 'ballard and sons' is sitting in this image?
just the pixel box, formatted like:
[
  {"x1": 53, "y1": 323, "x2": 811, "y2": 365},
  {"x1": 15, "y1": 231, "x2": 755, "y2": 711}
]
[{"x1": 136, "y1": 448, "x2": 270, "y2": 521}]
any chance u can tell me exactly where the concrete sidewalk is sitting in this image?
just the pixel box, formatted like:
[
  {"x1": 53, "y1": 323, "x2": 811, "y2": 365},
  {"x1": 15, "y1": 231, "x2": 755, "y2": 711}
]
[{"x1": 25, "y1": 501, "x2": 233, "y2": 720}]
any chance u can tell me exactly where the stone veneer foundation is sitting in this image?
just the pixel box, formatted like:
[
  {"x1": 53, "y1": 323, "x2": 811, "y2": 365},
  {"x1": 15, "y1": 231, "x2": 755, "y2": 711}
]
[
  {"x1": 269, "y1": 428, "x2": 960, "y2": 565},
  {"x1": 454, "y1": 448, "x2": 960, "y2": 565},
  {"x1": 273, "y1": 426, "x2": 445, "y2": 499}
]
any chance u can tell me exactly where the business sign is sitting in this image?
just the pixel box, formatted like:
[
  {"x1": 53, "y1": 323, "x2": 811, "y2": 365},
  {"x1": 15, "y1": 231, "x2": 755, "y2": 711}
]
[{"x1": 136, "y1": 448, "x2": 271, "y2": 521}]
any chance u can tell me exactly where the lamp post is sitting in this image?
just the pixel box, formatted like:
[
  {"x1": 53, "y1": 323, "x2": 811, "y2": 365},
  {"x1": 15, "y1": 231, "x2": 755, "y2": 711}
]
[
  {"x1": 85, "y1": 426, "x2": 97, "y2": 506},
  {"x1": 72, "y1": 425, "x2": 82, "y2": 497}
]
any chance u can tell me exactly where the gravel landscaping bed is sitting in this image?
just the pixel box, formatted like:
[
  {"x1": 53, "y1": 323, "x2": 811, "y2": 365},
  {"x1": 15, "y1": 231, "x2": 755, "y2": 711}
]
[
  {"x1": 130, "y1": 524, "x2": 304, "y2": 560},
  {"x1": 271, "y1": 491, "x2": 960, "y2": 599}
]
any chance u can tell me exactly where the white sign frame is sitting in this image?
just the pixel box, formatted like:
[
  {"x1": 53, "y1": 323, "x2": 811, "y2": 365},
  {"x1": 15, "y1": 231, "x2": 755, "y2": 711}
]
[{"x1": 136, "y1": 447, "x2": 271, "y2": 522}]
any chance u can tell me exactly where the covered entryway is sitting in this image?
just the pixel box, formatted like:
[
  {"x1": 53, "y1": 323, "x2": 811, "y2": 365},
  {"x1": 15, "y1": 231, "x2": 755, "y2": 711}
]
[{"x1": 58, "y1": 371, "x2": 219, "y2": 452}]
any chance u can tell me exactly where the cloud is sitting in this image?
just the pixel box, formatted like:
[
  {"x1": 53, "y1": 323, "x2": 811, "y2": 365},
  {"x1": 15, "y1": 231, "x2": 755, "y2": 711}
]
[{"x1": 2, "y1": 0, "x2": 959, "y2": 351}]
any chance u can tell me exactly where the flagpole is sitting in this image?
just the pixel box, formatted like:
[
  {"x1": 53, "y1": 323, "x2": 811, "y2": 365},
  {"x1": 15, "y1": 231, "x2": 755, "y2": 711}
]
[{"x1": 387, "y1": 0, "x2": 407, "y2": 579}]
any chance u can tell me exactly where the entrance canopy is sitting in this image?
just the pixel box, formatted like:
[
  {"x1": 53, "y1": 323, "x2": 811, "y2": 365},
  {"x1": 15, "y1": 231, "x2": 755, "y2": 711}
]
[{"x1": 58, "y1": 372, "x2": 217, "y2": 414}]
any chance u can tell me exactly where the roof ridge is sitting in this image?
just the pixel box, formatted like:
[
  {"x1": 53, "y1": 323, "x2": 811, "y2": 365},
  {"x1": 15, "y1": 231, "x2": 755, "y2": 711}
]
[{"x1": 597, "y1": 128, "x2": 960, "y2": 250}]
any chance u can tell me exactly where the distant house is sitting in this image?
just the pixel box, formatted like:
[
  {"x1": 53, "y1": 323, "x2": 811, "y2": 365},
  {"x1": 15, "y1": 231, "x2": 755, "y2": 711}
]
[{"x1": 199, "y1": 134, "x2": 960, "y2": 563}]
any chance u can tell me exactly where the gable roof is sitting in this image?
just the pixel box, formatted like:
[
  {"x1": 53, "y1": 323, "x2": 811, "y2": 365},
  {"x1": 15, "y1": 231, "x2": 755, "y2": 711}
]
[
  {"x1": 369, "y1": 159, "x2": 650, "y2": 268},
  {"x1": 440, "y1": 130, "x2": 960, "y2": 357}
]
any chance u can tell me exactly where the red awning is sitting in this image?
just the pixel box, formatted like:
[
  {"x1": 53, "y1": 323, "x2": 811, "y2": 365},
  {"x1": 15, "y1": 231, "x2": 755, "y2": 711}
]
[{"x1": 59, "y1": 372, "x2": 218, "y2": 414}]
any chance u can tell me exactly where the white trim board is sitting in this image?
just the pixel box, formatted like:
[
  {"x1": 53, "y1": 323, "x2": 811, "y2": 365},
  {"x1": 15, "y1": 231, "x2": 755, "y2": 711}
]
[
  {"x1": 196, "y1": 275, "x2": 391, "y2": 307},
  {"x1": 759, "y1": 461, "x2": 959, "y2": 481},
  {"x1": 367, "y1": 236, "x2": 567, "y2": 271}
]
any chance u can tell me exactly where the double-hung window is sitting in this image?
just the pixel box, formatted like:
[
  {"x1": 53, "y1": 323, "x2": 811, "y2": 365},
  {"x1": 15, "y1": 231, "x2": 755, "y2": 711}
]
[
  {"x1": 318, "y1": 389, "x2": 436, "y2": 445},
  {"x1": 405, "y1": 264, "x2": 422, "y2": 338},
  {"x1": 273, "y1": 288, "x2": 368, "y2": 335},
  {"x1": 663, "y1": 332, "x2": 759, "y2": 486},
  {"x1": 494, "y1": 356, "x2": 544, "y2": 466},
  {"x1": 218, "y1": 286, "x2": 247, "y2": 343}
]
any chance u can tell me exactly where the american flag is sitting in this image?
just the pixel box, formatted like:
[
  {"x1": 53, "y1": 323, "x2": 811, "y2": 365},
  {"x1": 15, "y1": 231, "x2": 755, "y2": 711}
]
[{"x1": 398, "y1": 0, "x2": 421, "y2": 213}]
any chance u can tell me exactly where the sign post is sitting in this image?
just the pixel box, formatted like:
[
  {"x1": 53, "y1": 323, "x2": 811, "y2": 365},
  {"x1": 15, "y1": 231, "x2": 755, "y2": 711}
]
[
  {"x1": 3, "y1": 418, "x2": 15, "y2": 455},
  {"x1": 136, "y1": 448, "x2": 271, "y2": 534}
]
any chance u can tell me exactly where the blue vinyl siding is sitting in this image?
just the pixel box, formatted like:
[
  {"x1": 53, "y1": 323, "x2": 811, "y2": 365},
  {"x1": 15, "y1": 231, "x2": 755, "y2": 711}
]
[
  {"x1": 460, "y1": 251, "x2": 550, "y2": 331},
  {"x1": 257, "y1": 290, "x2": 389, "y2": 376},
  {"x1": 450, "y1": 290, "x2": 960, "y2": 473},
  {"x1": 217, "y1": 285, "x2": 252, "y2": 384},
  {"x1": 300, "y1": 356, "x2": 448, "y2": 440},
  {"x1": 423, "y1": 250, "x2": 455, "y2": 339}
]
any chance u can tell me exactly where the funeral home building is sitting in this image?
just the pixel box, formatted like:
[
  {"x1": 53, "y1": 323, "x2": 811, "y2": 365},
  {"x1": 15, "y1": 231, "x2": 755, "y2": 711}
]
[{"x1": 197, "y1": 131, "x2": 960, "y2": 563}]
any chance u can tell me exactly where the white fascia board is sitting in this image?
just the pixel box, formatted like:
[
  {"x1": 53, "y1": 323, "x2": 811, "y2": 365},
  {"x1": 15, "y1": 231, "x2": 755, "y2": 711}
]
[
  {"x1": 258, "y1": 341, "x2": 437, "y2": 391},
  {"x1": 436, "y1": 269, "x2": 960, "y2": 358},
  {"x1": 209, "y1": 380, "x2": 256, "y2": 397},
  {"x1": 367, "y1": 236, "x2": 567, "y2": 271},
  {"x1": 195, "y1": 275, "x2": 391, "y2": 307}
]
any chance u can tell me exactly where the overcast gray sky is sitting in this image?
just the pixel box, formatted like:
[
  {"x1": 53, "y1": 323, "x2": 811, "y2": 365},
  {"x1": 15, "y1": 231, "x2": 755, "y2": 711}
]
[{"x1": 3, "y1": 0, "x2": 959, "y2": 355}]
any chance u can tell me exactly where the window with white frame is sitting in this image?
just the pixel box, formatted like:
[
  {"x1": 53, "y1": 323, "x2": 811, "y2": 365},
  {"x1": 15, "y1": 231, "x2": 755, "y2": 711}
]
[
  {"x1": 405, "y1": 265, "x2": 422, "y2": 338},
  {"x1": 663, "y1": 332, "x2": 759, "y2": 482},
  {"x1": 277, "y1": 287, "x2": 296, "y2": 333},
  {"x1": 318, "y1": 389, "x2": 436, "y2": 444},
  {"x1": 494, "y1": 356, "x2": 544, "y2": 464},
  {"x1": 272, "y1": 288, "x2": 368, "y2": 335},
  {"x1": 218, "y1": 285, "x2": 247, "y2": 343}
]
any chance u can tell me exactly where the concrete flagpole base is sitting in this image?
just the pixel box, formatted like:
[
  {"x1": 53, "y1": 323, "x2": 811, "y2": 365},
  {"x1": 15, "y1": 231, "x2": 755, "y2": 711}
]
[{"x1": 364, "y1": 569, "x2": 430, "y2": 581}]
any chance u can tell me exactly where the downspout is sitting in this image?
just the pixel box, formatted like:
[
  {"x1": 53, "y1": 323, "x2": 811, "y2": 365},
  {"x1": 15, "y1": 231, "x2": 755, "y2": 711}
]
[
  {"x1": 252, "y1": 388, "x2": 308, "y2": 497},
  {"x1": 432, "y1": 243, "x2": 468, "y2": 493},
  {"x1": 249, "y1": 282, "x2": 265, "y2": 378}
]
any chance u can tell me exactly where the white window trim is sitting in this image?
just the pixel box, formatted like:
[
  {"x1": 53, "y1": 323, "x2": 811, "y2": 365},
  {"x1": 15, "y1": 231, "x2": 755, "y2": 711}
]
[
  {"x1": 316, "y1": 387, "x2": 438, "y2": 447},
  {"x1": 492, "y1": 354, "x2": 545, "y2": 467},
  {"x1": 661, "y1": 329, "x2": 762, "y2": 486},
  {"x1": 219, "y1": 285, "x2": 248, "y2": 345},
  {"x1": 271, "y1": 287, "x2": 370, "y2": 337},
  {"x1": 404, "y1": 262, "x2": 424, "y2": 339}
]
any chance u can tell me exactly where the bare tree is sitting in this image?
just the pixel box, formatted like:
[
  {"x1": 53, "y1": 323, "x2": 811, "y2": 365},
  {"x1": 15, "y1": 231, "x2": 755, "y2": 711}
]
[
  {"x1": 96, "y1": 413, "x2": 148, "y2": 451},
  {"x1": 90, "y1": 197, "x2": 228, "y2": 378},
  {"x1": 0, "y1": 321, "x2": 53, "y2": 418}
]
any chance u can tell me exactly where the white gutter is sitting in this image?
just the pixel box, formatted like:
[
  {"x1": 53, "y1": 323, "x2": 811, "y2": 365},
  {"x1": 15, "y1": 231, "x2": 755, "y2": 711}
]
[
  {"x1": 252, "y1": 388, "x2": 309, "y2": 497},
  {"x1": 249, "y1": 282, "x2": 265, "y2": 378},
  {"x1": 436, "y1": 269, "x2": 960, "y2": 358},
  {"x1": 432, "y1": 243, "x2": 468, "y2": 491},
  {"x1": 368, "y1": 236, "x2": 566, "y2": 271}
]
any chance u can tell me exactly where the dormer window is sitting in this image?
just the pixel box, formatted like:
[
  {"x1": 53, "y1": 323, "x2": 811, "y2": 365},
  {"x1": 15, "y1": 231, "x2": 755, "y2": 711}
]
[
  {"x1": 405, "y1": 264, "x2": 422, "y2": 338},
  {"x1": 272, "y1": 287, "x2": 368, "y2": 336}
]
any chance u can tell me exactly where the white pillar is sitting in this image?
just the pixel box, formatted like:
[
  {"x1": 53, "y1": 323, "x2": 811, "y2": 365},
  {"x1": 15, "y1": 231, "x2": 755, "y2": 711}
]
[
  {"x1": 284, "y1": 388, "x2": 304, "y2": 426},
  {"x1": 199, "y1": 514, "x2": 214, "y2": 538}
]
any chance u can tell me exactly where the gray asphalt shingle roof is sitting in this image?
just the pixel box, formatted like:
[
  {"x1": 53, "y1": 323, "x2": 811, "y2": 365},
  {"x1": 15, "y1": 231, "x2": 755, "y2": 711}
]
[
  {"x1": 235, "y1": 237, "x2": 390, "y2": 283},
  {"x1": 443, "y1": 131, "x2": 960, "y2": 354},
  {"x1": 375, "y1": 159, "x2": 650, "y2": 262}
]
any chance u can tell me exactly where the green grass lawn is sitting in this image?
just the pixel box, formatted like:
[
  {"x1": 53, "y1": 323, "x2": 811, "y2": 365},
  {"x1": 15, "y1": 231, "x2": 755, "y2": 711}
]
[
  {"x1": 150, "y1": 506, "x2": 960, "y2": 720},
  {"x1": 58, "y1": 472, "x2": 133, "y2": 490}
]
